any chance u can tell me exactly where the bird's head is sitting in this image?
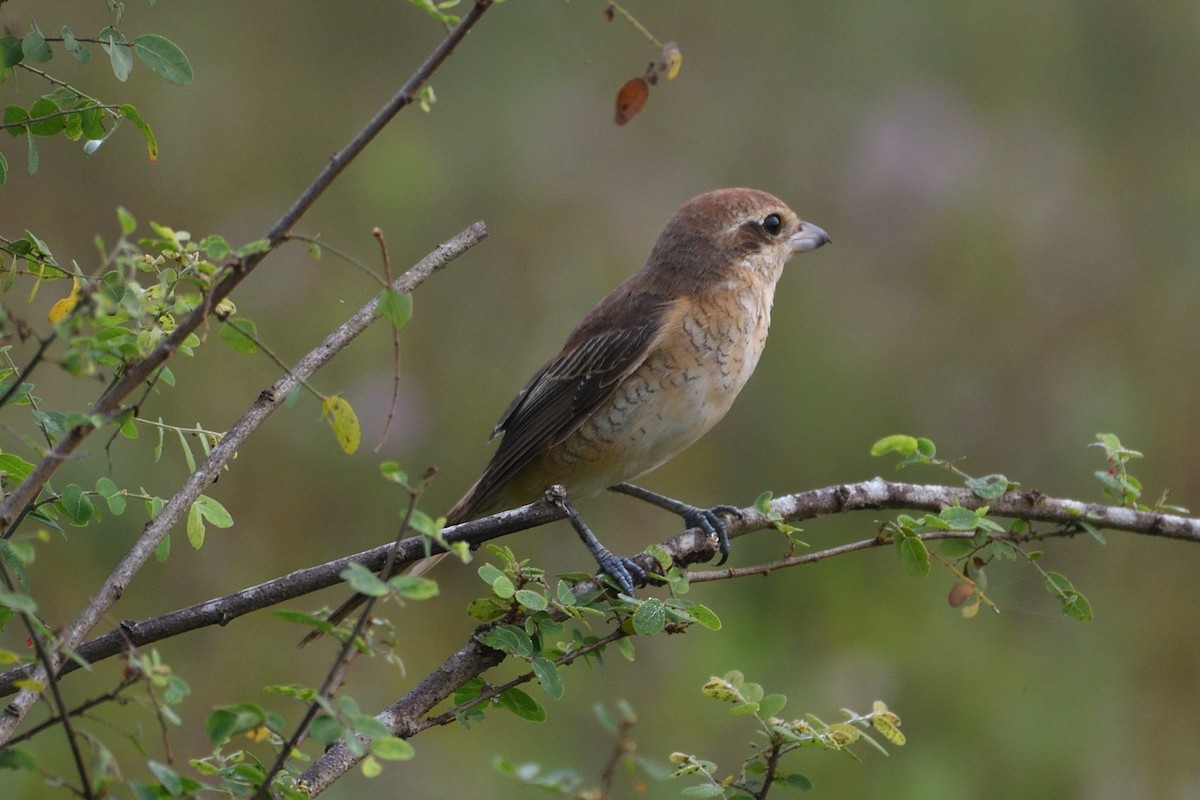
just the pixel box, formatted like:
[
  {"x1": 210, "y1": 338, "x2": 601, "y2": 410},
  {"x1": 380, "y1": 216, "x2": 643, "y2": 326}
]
[{"x1": 644, "y1": 188, "x2": 830, "y2": 288}]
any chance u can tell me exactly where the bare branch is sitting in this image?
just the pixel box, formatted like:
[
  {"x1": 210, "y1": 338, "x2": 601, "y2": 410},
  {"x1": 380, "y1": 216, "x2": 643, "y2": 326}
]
[{"x1": 4, "y1": 474, "x2": 1193, "y2": 696}]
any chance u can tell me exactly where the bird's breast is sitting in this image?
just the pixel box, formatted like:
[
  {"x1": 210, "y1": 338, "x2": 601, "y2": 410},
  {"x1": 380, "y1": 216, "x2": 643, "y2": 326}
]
[{"x1": 543, "y1": 280, "x2": 776, "y2": 496}]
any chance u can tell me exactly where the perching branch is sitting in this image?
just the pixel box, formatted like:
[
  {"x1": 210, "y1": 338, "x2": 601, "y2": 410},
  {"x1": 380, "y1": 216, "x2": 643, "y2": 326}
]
[
  {"x1": 3, "y1": 476, "x2": 1196, "y2": 700},
  {"x1": 293, "y1": 476, "x2": 1200, "y2": 792}
]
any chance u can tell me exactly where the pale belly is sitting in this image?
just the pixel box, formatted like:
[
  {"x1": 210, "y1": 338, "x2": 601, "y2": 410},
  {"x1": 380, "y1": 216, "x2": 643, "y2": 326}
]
[{"x1": 534, "y1": 288, "x2": 772, "y2": 498}]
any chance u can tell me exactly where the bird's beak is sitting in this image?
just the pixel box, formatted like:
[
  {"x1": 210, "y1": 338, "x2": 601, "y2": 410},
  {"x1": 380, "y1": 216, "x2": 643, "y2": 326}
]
[{"x1": 788, "y1": 221, "x2": 831, "y2": 253}]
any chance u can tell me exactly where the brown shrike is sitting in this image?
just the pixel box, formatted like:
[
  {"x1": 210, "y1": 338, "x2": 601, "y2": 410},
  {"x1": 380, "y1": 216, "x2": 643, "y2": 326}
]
[{"x1": 306, "y1": 188, "x2": 829, "y2": 642}]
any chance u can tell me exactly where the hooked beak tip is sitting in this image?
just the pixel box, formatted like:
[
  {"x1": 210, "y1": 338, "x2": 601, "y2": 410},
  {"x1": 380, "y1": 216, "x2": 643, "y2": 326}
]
[{"x1": 790, "y1": 222, "x2": 831, "y2": 253}]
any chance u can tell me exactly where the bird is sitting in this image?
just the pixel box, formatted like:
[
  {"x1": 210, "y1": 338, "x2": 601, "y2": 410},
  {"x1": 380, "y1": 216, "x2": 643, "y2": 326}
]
[{"x1": 303, "y1": 188, "x2": 829, "y2": 644}]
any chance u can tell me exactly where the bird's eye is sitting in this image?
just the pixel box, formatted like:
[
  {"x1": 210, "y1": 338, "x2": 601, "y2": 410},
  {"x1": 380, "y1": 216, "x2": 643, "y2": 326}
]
[{"x1": 761, "y1": 213, "x2": 783, "y2": 236}]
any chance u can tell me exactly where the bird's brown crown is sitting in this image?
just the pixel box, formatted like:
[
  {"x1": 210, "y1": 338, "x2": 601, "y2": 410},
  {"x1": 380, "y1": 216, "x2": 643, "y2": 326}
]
[{"x1": 643, "y1": 188, "x2": 804, "y2": 287}]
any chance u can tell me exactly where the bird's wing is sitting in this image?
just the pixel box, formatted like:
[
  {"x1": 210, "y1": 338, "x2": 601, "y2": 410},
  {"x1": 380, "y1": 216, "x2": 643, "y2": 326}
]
[{"x1": 461, "y1": 287, "x2": 673, "y2": 515}]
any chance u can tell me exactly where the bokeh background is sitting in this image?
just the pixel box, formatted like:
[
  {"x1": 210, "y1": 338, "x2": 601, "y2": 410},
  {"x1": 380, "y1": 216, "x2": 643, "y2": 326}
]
[{"x1": 4, "y1": 1, "x2": 1200, "y2": 798}]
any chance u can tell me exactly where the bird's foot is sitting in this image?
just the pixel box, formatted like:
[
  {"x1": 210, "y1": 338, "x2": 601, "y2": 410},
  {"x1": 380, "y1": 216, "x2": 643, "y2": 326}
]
[
  {"x1": 594, "y1": 550, "x2": 647, "y2": 596},
  {"x1": 681, "y1": 504, "x2": 742, "y2": 566},
  {"x1": 549, "y1": 484, "x2": 647, "y2": 596},
  {"x1": 609, "y1": 484, "x2": 743, "y2": 566}
]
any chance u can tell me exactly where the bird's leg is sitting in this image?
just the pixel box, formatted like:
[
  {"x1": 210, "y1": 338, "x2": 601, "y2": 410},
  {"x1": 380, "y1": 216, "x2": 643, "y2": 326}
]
[
  {"x1": 608, "y1": 483, "x2": 742, "y2": 566},
  {"x1": 546, "y1": 485, "x2": 646, "y2": 595}
]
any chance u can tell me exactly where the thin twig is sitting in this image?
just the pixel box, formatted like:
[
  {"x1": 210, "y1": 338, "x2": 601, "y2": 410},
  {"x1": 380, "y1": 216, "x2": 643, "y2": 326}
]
[
  {"x1": 372, "y1": 227, "x2": 404, "y2": 451},
  {"x1": 4, "y1": 675, "x2": 138, "y2": 746}
]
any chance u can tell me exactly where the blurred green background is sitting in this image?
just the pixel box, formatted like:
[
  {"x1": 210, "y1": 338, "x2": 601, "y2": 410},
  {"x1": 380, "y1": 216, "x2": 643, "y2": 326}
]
[{"x1": 4, "y1": 1, "x2": 1200, "y2": 797}]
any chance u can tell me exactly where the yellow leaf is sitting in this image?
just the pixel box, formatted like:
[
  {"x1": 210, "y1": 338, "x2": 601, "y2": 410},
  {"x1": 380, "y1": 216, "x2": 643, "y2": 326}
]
[
  {"x1": 322, "y1": 395, "x2": 361, "y2": 455},
  {"x1": 662, "y1": 42, "x2": 682, "y2": 80},
  {"x1": 244, "y1": 725, "x2": 271, "y2": 743},
  {"x1": 48, "y1": 278, "x2": 84, "y2": 324},
  {"x1": 872, "y1": 713, "x2": 906, "y2": 746}
]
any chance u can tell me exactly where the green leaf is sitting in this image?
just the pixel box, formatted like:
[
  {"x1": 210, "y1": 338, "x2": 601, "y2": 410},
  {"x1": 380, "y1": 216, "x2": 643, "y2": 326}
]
[
  {"x1": 937, "y1": 537, "x2": 977, "y2": 558},
  {"x1": 870, "y1": 435, "x2": 918, "y2": 457},
  {"x1": 220, "y1": 318, "x2": 258, "y2": 354},
  {"x1": 614, "y1": 635, "x2": 635, "y2": 661},
  {"x1": 186, "y1": 504, "x2": 205, "y2": 548},
  {"x1": 235, "y1": 238, "x2": 271, "y2": 257},
  {"x1": 465, "y1": 597, "x2": 504, "y2": 622},
  {"x1": 0, "y1": 745, "x2": 36, "y2": 770},
  {"x1": 1045, "y1": 571, "x2": 1093, "y2": 622},
  {"x1": 531, "y1": 656, "x2": 564, "y2": 700},
  {"x1": 133, "y1": 34, "x2": 193, "y2": 85},
  {"x1": 26, "y1": 129, "x2": 38, "y2": 175},
  {"x1": 148, "y1": 761, "x2": 183, "y2": 795},
  {"x1": 1078, "y1": 520, "x2": 1107, "y2": 544},
  {"x1": 686, "y1": 602, "x2": 721, "y2": 631},
  {"x1": 477, "y1": 563, "x2": 505, "y2": 584},
  {"x1": 497, "y1": 687, "x2": 546, "y2": 722},
  {"x1": 938, "y1": 506, "x2": 981, "y2": 531},
  {"x1": 388, "y1": 574, "x2": 439, "y2": 600},
  {"x1": 371, "y1": 736, "x2": 415, "y2": 761},
  {"x1": 758, "y1": 693, "x2": 787, "y2": 719},
  {"x1": 205, "y1": 709, "x2": 239, "y2": 747},
  {"x1": 99, "y1": 27, "x2": 132, "y2": 81},
  {"x1": 308, "y1": 714, "x2": 345, "y2": 745},
  {"x1": 0, "y1": 591, "x2": 36, "y2": 614},
  {"x1": 490, "y1": 575, "x2": 515, "y2": 599},
  {"x1": 80, "y1": 106, "x2": 105, "y2": 140},
  {"x1": 59, "y1": 483, "x2": 95, "y2": 525},
  {"x1": 61, "y1": 27, "x2": 90, "y2": 63},
  {"x1": 0, "y1": 453, "x2": 35, "y2": 485},
  {"x1": 514, "y1": 588, "x2": 547, "y2": 612},
  {"x1": 119, "y1": 104, "x2": 157, "y2": 162},
  {"x1": 784, "y1": 773, "x2": 815, "y2": 790},
  {"x1": 378, "y1": 289, "x2": 413, "y2": 331},
  {"x1": 453, "y1": 677, "x2": 485, "y2": 705},
  {"x1": 477, "y1": 624, "x2": 532, "y2": 656},
  {"x1": 21, "y1": 26, "x2": 52, "y2": 64},
  {"x1": 1061, "y1": 591, "x2": 1094, "y2": 622},
  {"x1": 632, "y1": 598, "x2": 666, "y2": 635},
  {"x1": 895, "y1": 533, "x2": 930, "y2": 577},
  {"x1": 340, "y1": 563, "x2": 389, "y2": 597},
  {"x1": 349, "y1": 713, "x2": 390, "y2": 740},
  {"x1": 199, "y1": 234, "x2": 230, "y2": 259},
  {"x1": 966, "y1": 473, "x2": 1010, "y2": 500},
  {"x1": 0, "y1": 151, "x2": 6, "y2": 185},
  {"x1": 187, "y1": 494, "x2": 233, "y2": 548},
  {"x1": 195, "y1": 494, "x2": 233, "y2": 527},
  {"x1": 115, "y1": 205, "x2": 136, "y2": 232},
  {"x1": 95, "y1": 476, "x2": 126, "y2": 515},
  {"x1": 28, "y1": 98, "x2": 64, "y2": 136},
  {"x1": 0, "y1": 36, "x2": 23, "y2": 69},
  {"x1": 4, "y1": 105, "x2": 29, "y2": 137}
]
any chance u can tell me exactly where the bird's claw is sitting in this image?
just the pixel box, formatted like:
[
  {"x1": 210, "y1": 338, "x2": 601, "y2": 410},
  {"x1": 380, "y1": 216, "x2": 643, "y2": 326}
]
[
  {"x1": 596, "y1": 551, "x2": 647, "y2": 596},
  {"x1": 683, "y1": 505, "x2": 742, "y2": 566}
]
